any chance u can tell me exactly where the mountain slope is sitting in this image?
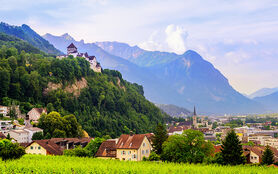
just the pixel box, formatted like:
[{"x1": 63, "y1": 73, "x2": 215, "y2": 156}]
[
  {"x1": 254, "y1": 92, "x2": 278, "y2": 112},
  {"x1": 44, "y1": 33, "x2": 265, "y2": 114},
  {"x1": 249, "y1": 87, "x2": 278, "y2": 99},
  {"x1": 0, "y1": 22, "x2": 62, "y2": 55},
  {"x1": 156, "y1": 104, "x2": 191, "y2": 118},
  {"x1": 0, "y1": 32, "x2": 42, "y2": 54}
]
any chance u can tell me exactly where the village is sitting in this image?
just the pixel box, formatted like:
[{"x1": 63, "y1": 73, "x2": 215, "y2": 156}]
[{"x1": 2, "y1": 102, "x2": 278, "y2": 164}]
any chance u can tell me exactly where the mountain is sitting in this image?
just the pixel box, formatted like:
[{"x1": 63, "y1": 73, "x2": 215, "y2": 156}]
[
  {"x1": 0, "y1": 22, "x2": 62, "y2": 55},
  {"x1": 253, "y1": 92, "x2": 278, "y2": 112},
  {"x1": 156, "y1": 104, "x2": 191, "y2": 118},
  {"x1": 43, "y1": 33, "x2": 265, "y2": 114},
  {"x1": 248, "y1": 87, "x2": 278, "y2": 99},
  {"x1": 0, "y1": 32, "x2": 42, "y2": 54}
]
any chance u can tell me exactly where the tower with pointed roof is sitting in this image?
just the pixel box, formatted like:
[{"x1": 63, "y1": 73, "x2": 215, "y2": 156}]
[
  {"x1": 193, "y1": 106, "x2": 198, "y2": 128},
  {"x1": 67, "y1": 43, "x2": 77, "y2": 55}
]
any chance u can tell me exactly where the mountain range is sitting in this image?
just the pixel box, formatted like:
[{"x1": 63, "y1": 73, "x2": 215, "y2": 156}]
[
  {"x1": 43, "y1": 33, "x2": 265, "y2": 115},
  {"x1": 1, "y1": 22, "x2": 274, "y2": 115},
  {"x1": 248, "y1": 87, "x2": 278, "y2": 99}
]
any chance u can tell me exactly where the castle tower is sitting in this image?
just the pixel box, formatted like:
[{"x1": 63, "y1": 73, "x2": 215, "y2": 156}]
[
  {"x1": 193, "y1": 106, "x2": 198, "y2": 128},
  {"x1": 67, "y1": 43, "x2": 77, "y2": 55}
]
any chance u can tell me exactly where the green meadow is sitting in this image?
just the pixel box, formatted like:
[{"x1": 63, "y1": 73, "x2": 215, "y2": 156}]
[{"x1": 0, "y1": 155, "x2": 277, "y2": 174}]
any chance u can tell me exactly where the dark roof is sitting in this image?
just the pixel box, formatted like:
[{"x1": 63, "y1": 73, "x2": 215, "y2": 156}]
[
  {"x1": 0, "y1": 132, "x2": 6, "y2": 139},
  {"x1": 95, "y1": 140, "x2": 116, "y2": 157},
  {"x1": 50, "y1": 137, "x2": 92, "y2": 144},
  {"x1": 193, "y1": 106, "x2": 197, "y2": 116},
  {"x1": 88, "y1": 56, "x2": 95, "y2": 60},
  {"x1": 67, "y1": 43, "x2": 77, "y2": 49},
  {"x1": 116, "y1": 134, "x2": 148, "y2": 149},
  {"x1": 27, "y1": 140, "x2": 63, "y2": 155}
]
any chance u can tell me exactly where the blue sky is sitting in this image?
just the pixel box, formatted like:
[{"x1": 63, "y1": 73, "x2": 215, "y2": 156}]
[{"x1": 1, "y1": 0, "x2": 278, "y2": 94}]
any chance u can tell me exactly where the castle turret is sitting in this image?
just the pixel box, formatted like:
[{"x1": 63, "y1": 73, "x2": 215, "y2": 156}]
[{"x1": 67, "y1": 43, "x2": 77, "y2": 55}]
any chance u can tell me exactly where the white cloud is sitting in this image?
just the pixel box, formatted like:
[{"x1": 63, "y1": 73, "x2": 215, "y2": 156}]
[{"x1": 139, "y1": 24, "x2": 188, "y2": 54}]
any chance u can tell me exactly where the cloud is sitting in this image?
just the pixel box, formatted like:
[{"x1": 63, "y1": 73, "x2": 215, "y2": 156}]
[{"x1": 139, "y1": 24, "x2": 188, "y2": 54}]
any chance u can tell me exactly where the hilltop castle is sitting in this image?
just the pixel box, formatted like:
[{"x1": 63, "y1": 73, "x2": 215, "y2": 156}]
[{"x1": 57, "y1": 43, "x2": 101, "y2": 73}]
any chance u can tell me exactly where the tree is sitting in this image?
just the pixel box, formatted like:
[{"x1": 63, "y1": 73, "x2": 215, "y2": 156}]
[
  {"x1": 84, "y1": 137, "x2": 105, "y2": 157},
  {"x1": 161, "y1": 129, "x2": 214, "y2": 163},
  {"x1": 32, "y1": 132, "x2": 44, "y2": 140},
  {"x1": 262, "y1": 145, "x2": 274, "y2": 165},
  {"x1": 220, "y1": 129, "x2": 246, "y2": 165},
  {"x1": 53, "y1": 129, "x2": 66, "y2": 138},
  {"x1": 64, "y1": 146, "x2": 89, "y2": 157},
  {"x1": 152, "y1": 123, "x2": 168, "y2": 154},
  {"x1": 0, "y1": 139, "x2": 25, "y2": 161}
]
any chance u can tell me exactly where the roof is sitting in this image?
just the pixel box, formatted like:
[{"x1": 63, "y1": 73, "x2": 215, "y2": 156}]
[
  {"x1": 27, "y1": 140, "x2": 63, "y2": 155},
  {"x1": 243, "y1": 145, "x2": 278, "y2": 163},
  {"x1": 28, "y1": 108, "x2": 46, "y2": 115},
  {"x1": 214, "y1": 145, "x2": 222, "y2": 154},
  {"x1": 50, "y1": 137, "x2": 92, "y2": 144},
  {"x1": 116, "y1": 134, "x2": 148, "y2": 149},
  {"x1": 10, "y1": 129, "x2": 29, "y2": 134},
  {"x1": 67, "y1": 43, "x2": 77, "y2": 49},
  {"x1": 168, "y1": 125, "x2": 189, "y2": 133},
  {"x1": 95, "y1": 139, "x2": 116, "y2": 157},
  {"x1": 25, "y1": 127, "x2": 43, "y2": 132},
  {"x1": 88, "y1": 56, "x2": 96, "y2": 60},
  {"x1": 0, "y1": 132, "x2": 6, "y2": 139}
]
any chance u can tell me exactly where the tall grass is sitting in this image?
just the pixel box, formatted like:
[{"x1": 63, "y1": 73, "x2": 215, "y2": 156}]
[{"x1": 0, "y1": 155, "x2": 277, "y2": 174}]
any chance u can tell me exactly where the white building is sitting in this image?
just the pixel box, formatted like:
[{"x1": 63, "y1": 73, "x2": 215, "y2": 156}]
[
  {"x1": 0, "y1": 120, "x2": 13, "y2": 131},
  {"x1": 25, "y1": 127, "x2": 43, "y2": 143},
  {"x1": 0, "y1": 106, "x2": 8, "y2": 117},
  {"x1": 6, "y1": 129, "x2": 29, "y2": 143}
]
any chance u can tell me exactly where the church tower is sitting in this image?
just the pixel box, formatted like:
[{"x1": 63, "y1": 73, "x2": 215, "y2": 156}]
[{"x1": 193, "y1": 106, "x2": 198, "y2": 128}]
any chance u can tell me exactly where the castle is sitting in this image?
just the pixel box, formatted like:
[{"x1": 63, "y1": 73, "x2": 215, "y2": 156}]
[{"x1": 57, "y1": 43, "x2": 101, "y2": 73}]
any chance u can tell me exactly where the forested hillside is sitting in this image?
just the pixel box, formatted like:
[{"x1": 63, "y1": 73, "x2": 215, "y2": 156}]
[
  {"x1": 0, "y1": 32, "x2": 42, "y2": 54},
  {"x1": 0, "y1": 22, "x2": 62, "y2": 55},
  {"x1": 0, "y1": 45, "x2": 169, "y2": 137}
]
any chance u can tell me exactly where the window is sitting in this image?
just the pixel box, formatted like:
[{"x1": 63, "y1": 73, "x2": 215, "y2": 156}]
[
  {"x1": 123, "y1": 151, "x2": 126, "y2": 155},
  {"x1": 133, "y1": 154, "x2": 137, "y2": 159},
  {"x1": 143, "y1": 143, "x2": 146, "y2": 147},
  {"x1": 128, "y1": 151, "x2": 131, "y2": 155},
  {"x1": 142, "y1": 150, "x2": 145, "y2": 154},
  {"x1": 31, "y1": 146, "x2": 33, "y2": 150},
  {"x1": 146, "y1": 149, "x2": 149, "y2": 154},
  {"x1": 38, "y1": 146, "x2": 41, "y2": 150}
]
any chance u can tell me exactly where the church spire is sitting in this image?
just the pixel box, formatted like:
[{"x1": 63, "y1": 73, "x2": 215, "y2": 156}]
[{"x1": 193, "y1": 106, "x2": 197, "y2": 116}]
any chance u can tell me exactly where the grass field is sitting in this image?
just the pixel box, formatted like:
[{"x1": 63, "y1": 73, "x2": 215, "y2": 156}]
[{"x1": 0, "y1": 155, "x2": 277, "y2": 174}]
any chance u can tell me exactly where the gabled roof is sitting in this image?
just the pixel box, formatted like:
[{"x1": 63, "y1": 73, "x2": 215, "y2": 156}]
[
  {"x1": 50, "y1": 137, "x2": 92, "y2": 144},
  {"x1": 95, "y1": 139, "x2": 116, "y2": 157},
  {"x1": 28, "y1": 108, "x2": 46, "y2": 115},
  {"x1": 27, "y1": 140, "x2": 63, "y2": 155},
  {"x1": 116, "y1": 134, "x2": 148, "y2": 149},
  {"x1": 0, "y1": 132, "x2": 6, "y2": 139},
  {"x1": 67, "y1": 43, "x2": 77, "y2": 49}
]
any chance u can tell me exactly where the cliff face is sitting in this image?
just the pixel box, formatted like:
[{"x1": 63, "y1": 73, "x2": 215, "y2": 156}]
[{"x1": 44, "y1": 78, "x2": 88, "y2": 97}]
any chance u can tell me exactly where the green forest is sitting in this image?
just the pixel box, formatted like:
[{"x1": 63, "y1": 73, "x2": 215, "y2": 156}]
[{"x1": 0, "y1": 39, "x2": 169, "y2": 138}]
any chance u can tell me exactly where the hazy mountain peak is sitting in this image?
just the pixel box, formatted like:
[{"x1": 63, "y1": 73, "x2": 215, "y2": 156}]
[{"x1": 61, "y1": 33, "x2": 74, "y2": 41}]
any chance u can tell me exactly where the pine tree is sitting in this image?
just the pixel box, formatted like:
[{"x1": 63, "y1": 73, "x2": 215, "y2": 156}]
[
  {"x1": 152, "y1": 123, "x2": 168, "y2": 154},
  {"x1": 262, "y1": 145, "x2": 274, "y2": 165},
  {"x1": 220, "y1": 129, "x2": 246, "y2": 165}
]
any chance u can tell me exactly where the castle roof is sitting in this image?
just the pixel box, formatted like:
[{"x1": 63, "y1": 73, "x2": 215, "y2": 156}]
[{"x1": 67, "y1": 43, "x2": 77, "y2": 49}]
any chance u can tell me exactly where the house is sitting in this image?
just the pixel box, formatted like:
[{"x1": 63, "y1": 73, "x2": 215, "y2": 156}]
[
  {"x1": 265, "y1": 138, "x2": 278, "y2": 149},
  {"x1": 25, "y1": 140, "x2": 63, "y2": 155},
  {"x1": 25, "y1": 127, "x2": 43, "y2": 143},
  {"x1": 168, "y1": 125, "x2": 189, "y2": 135},
  {"x1": 95, "y1": 139, "x2": 117, "y2": 159},
  {"x1": 243, "y1": 145, "x2": 278, "y2": 164},
  {"x1": 0, "y1": 132, "x2": 6, "y2": 139},
  {"x1": 67, "y1": 43, "x2": 78, "y2": 56},
  {"x1": 27, "y1": 108, "x2": 47, "y2": 121},
  {"x1": 6, "y1": 129, "x2": 29, "y2": 143},
  {"x1": 116, "y1": 134, "x2": 152, "y2": 161},
  {"x1": 248, "y1": 134, "x2": 272, "y2": 146},
  {"x1": 0, "y1": 106, "x2": 8, "y2": 116},
  {"x1": 49, "y1": 137, "x2": 92, "y2": 150},
  {"x1": 0, "y1": 120, "x2": 13, "y2": 131}
]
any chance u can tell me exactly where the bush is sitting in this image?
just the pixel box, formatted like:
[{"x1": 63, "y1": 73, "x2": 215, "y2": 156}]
[{"x1": 0, "y1": 139, "x2": 25, "y2": 161}]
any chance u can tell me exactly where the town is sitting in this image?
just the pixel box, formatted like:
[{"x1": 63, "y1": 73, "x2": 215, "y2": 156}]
[{"x1": 2, "y1": 102, "x2": 278, "y2": 164}]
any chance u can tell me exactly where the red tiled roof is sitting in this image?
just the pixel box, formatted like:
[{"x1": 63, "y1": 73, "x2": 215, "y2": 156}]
[
  {"x1": 0, "y1": 132, "x2": 6, "y2": 139},
  {"x1": 27, "y1": 140, "x2": 63, "y2": 155},
  {"x1": 95, "y1": 140, "x2": 116, "y2": 157},
  {"x1": 168, "y1": 125, "x2": 189, "y2": 133},
  {"x1": 116, "y1": 134, "x2": 147, "y2": 149},
  {"x1": 67, "y1": 43, "x2": 77, "y2": 49}
]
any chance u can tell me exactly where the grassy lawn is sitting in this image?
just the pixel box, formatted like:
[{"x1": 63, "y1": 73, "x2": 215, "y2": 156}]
[{"x1": 0, "y1": 155, "x2": 277, "y2": 174}]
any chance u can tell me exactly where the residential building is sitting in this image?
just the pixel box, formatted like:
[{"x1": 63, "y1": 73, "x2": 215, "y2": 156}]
[
  {"x1": 25, "y1": 140, "x2": 63, "y2": 155},
  {"x1": 95, "y1": 139, "x2": 117, "y2": 159},
  {"x1": 6, "y1": 129, "x2": 29, "y2": 143},
  {"x1": 265, "y1": 138, "x2": 278, "y2": 149},
  {"x1": 27, "y1": 108, "x2": 47, "y2": 121},
  {"x1": 25, "y1": 127, "x2": 43, "y2": 143},
  {"x1": 0, "y1": 120, "x2": 13, "y2": 131},
  {"x1": 0, "y1": 132, "x2": 6, "y2": 139},
  {"x1": 0, "y1": 106, "x2": 8, "y2": 116},
  {"x1": 168, "y1": 125, "x2": 190, "y2": 135},
  {"x1": 50, "y1": 137, "x2": 92, "y2": 150},
  {"x1": 248, "y1": 134, "x2": 272, "y2": 145},
  {"x1": 243, "y1": 145, "x2": 278, "y2": 164}
]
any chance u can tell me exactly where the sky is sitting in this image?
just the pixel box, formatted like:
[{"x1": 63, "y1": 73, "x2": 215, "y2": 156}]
[{"x1": 1, "y1": 0, "x2": 278, "y2": 95}]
